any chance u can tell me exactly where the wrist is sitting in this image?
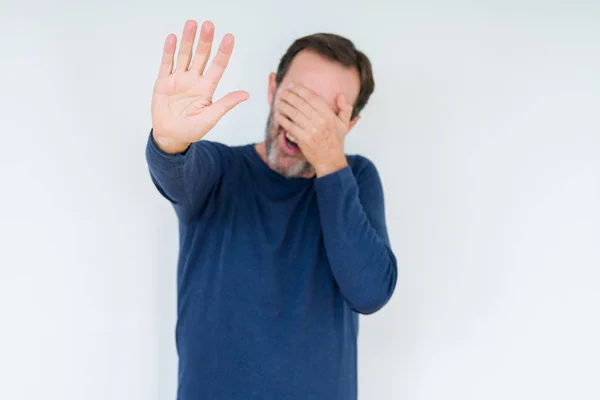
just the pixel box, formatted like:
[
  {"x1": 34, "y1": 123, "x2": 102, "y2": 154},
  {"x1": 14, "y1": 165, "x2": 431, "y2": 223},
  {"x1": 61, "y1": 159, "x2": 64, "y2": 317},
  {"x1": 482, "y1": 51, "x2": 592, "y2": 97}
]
[
  {"x1": 152, "y1": 131, "x2": 191, "y2": 155},
  {"x1": 315, "y1": 158, "x2": 349, "y2": 178}
]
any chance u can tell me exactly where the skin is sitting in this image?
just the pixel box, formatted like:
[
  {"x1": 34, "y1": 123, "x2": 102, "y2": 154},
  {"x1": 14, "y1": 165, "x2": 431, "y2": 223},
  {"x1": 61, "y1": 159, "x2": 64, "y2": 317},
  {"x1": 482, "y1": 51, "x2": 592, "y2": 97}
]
[{"x1": 151, "y1": 19, "x2": 362, "y2": 179}]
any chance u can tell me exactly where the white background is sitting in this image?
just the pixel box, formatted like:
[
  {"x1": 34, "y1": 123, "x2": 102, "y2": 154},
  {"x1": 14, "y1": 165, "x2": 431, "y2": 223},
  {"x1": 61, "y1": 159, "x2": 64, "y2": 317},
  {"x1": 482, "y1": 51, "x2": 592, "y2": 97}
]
[{"x1": 1, "y1": 1, "x2": 599, "y2": 399}]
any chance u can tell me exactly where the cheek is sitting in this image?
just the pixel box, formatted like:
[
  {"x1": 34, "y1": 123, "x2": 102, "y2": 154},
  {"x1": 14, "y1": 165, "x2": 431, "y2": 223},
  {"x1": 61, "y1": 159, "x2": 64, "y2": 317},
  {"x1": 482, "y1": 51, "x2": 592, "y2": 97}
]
[
  {"x1": 270, "y1": 126, "x2": 282, "y2": 145},
  {"x1": 273, "y1": 121, "x2": 283, "y2": 135}
]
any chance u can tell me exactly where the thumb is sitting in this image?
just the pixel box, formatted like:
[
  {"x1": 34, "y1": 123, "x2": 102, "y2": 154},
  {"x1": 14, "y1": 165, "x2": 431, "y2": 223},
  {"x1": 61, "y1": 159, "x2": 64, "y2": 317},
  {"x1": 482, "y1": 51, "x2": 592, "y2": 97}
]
[
  {"x1": 200, "y1": 90, "x2": 250, "y2": 128},
  {"x1": 337, "y1": 94, "x2": 353, "y2": 123}
]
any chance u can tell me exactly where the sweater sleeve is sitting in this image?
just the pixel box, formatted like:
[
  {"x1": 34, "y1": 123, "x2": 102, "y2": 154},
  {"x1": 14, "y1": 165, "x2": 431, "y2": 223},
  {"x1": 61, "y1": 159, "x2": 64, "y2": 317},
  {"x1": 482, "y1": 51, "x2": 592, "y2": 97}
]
[
  {"x1": 313, "y1": 157, "x2": 398, "y2": 314},
  {"x1": 145, "y1": 129, "x2": 229, "y2": 221}
]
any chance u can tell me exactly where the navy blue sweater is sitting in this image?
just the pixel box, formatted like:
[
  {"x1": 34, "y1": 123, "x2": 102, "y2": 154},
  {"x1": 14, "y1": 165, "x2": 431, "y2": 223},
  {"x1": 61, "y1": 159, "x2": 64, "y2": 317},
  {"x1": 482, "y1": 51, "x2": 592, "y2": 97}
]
[{"x1": 145, "y1": 130, "x2": 397, "y2": 400}]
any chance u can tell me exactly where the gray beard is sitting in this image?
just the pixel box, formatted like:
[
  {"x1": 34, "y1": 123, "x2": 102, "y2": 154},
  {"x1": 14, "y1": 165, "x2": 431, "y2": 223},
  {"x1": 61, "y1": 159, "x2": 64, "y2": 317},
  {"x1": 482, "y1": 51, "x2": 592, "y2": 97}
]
[{"x1": 264, "y1": 110, "x2": 314, "y2": 179}]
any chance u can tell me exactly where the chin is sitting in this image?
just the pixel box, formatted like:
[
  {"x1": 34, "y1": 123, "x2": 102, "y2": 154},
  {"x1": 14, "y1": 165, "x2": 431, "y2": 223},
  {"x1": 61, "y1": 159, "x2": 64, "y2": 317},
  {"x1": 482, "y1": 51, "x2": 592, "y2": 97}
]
[
  {"x1": 270, "y1": 150, "x2": 312, "y2": 178},
  {"x1": 264, "y1": 111, "x2": 315, "y2": 178},
  {"x1": 266, "y1": 134, "x2": 313, "y2": 179}
]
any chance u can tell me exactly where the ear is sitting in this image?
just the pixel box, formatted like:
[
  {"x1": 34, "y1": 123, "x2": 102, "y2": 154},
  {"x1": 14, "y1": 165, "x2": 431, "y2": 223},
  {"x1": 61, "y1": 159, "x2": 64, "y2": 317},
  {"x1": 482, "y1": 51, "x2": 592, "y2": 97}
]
[{"x1": 267, "y1": 72, "x2": 277, "y2": 105}]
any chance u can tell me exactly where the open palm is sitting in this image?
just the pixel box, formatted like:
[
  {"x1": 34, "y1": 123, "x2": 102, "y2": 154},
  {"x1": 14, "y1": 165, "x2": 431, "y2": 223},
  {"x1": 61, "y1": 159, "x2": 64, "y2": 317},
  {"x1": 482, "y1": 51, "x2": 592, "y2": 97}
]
[{"x1": 151, "y1": 20, "x2": 249, "y2": 148}]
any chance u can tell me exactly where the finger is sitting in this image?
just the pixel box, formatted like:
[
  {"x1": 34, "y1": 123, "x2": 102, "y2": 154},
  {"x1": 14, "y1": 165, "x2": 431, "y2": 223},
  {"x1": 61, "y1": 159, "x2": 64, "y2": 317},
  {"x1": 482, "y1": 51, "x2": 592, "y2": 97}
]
[
  {"x1": 274, "y1": 111, "x2": 308, "y2": 143},
  {"x1": 174, "y1": 20, "x2": 198, "y2": 73},
  {"x1": 204, "y1": 34, "x2": 235, "y2": 88},
  {"x1": 196, "y1": 90, "x2": 250, "y2": 129},
  {"x1": 276, "y1": 99, "x2": 313, "y2": 132},
  {"x1": 336, "y1": 94, "x2": 354, "y2": 123},
  {"x1": 279, "y1": 88, "x2": 319, "y2": 122},
  {"x1": 288, "y1": 82, "x2": 332, "y2": 116},
  {"x1": 158, "y1": 33, "x2": 177, "y2": 77},
  {"x1": 189, "y1": 20, "x2": 215, "y2": 74}
]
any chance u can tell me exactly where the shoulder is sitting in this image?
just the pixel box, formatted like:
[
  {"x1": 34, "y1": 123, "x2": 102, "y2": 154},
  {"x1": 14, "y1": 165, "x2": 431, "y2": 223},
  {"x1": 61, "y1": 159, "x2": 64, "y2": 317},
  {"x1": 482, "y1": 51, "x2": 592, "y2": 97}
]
[
  {"x1": 190, "y1": 139, "x2": 250, "y2": 168},
  {"x1": 192, "y1": 139, "x2": 234, "y2": 156},
  {"x1": 198, "y1": 140, "x2": 255, "y2": 157}
]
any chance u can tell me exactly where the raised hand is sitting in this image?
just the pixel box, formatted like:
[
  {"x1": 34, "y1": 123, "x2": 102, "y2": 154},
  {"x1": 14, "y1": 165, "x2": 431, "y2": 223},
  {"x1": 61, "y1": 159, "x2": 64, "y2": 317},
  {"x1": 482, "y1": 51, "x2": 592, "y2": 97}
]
[{"x1": 151, "y1": 20, "x2": 249, "y2": 154}]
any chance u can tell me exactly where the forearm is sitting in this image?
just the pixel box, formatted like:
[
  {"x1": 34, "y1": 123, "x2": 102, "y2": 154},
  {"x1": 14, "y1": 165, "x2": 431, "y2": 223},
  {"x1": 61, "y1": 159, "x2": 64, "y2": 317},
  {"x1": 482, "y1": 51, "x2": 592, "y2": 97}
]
[
  {"x1": 146, "y1": 129, "x2": 193, "y2": 205},
  {"x1": 145, "y1": 129, "x2": 226, "y2": 219},
  {"x1": 314, "y1": 166, "x2": 397, "y2": 314}
]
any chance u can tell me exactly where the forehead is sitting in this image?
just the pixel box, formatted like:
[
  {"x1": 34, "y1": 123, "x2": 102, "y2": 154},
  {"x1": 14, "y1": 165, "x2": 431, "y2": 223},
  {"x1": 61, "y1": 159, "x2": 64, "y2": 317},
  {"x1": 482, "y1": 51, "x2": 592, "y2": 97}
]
[{"x1": 279, "y1": 50, "x2": 361, "y2": 109}]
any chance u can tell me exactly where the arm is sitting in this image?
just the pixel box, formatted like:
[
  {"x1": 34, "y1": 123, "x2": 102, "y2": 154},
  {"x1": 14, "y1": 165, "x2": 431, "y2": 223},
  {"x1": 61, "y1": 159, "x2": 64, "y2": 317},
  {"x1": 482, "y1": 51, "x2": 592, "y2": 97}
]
[
  {"x1": 314, "y1": 158, "x2": 398, "y2": 315},
  {"x1": 145, "y1": 129, "x2": 229, "y2": 221}
]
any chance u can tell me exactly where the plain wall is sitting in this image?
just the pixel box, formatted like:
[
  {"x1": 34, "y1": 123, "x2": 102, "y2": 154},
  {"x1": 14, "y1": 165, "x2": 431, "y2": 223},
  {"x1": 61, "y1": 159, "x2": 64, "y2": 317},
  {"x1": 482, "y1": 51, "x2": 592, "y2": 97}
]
[{"x1": 1, "y1": 1, "x2": 599, "y2": 399}]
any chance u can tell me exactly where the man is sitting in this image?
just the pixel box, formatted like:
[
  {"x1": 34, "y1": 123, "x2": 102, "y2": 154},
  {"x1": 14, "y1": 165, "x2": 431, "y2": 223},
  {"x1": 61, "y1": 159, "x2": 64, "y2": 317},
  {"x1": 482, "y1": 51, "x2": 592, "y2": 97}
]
[{"x1": 146, "y1": 19, "x2": 397, "y2": 400}]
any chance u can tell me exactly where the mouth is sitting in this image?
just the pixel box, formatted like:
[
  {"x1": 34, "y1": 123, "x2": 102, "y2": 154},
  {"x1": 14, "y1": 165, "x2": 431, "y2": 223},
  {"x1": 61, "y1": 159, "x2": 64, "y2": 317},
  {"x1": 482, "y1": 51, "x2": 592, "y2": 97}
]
[{"x1": 280, "y1": 129, "x2": 300, "y2": 155}]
